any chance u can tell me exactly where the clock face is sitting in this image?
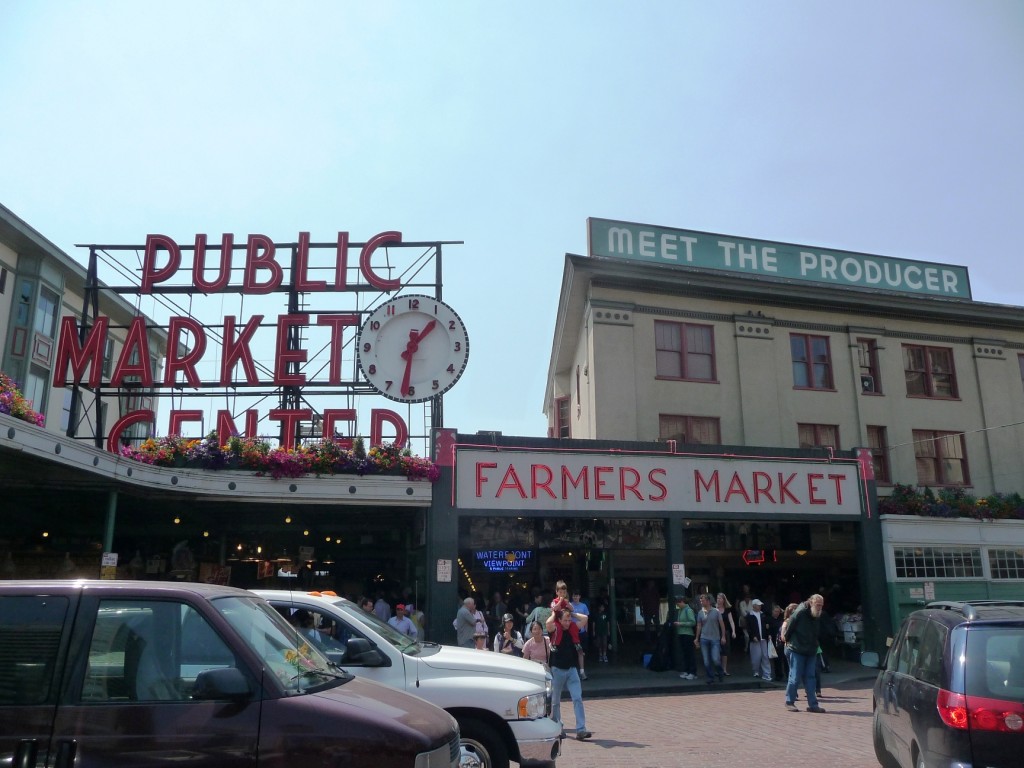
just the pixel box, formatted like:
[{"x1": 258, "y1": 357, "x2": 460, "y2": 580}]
[{"x1": 356, "y1": 294, "x2": 470, "y2": 403}]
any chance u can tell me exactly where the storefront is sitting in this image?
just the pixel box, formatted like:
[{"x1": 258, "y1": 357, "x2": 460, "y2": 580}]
[{"x1": 425, "y1": 432, "x2": 892, "y2": 656}]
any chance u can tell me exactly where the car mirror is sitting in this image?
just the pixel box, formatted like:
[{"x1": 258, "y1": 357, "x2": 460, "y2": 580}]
[
  {"x1": 861, "y1": 651, "x2": 880, "y2": 669},
  {"x1": 346, "y1": 637, "x2": 387, "y2": 666},
  {"x1": 192, "y1": 667, "x2": 252, "y2": 700}
]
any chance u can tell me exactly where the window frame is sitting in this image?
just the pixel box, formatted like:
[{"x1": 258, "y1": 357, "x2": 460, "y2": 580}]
[
  {"x1": 797, "y1": 423, "x2": 840, "y2": 450},
  {"x1": 867, "y1": 425, "x2": 891, "y2": 484},
  {"x1": 553, "y1": 395, "x2": 570, "y2": 438},
  {"x1": 903, "y1": 344, "x2": 958, "y2": 399},
  {"x1": 857, "y1": 337, "x2": 882, "y2": 395},
  {"x1": 790, "y1": 333, "x2": 834, "y2": 390},
  {"x1": 658, "y1": 414, "x2": 721, "y2": 445},
  {"x1": 654, "y1": 320, "x2": 717, "y2": 382},
  {"x1": 912, "y1": 429, "x2": 970, "y2": 487}
]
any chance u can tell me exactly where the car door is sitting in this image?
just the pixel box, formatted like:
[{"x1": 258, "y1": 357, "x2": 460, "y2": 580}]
[
  {"x1": 0, "y1": 593, "x2": 72, "y2": 768},
  {"x1": 887, "y1": 617, "x2": 928, "y2": 767},
  {"x1": 906, "y1": 619, "x2": 949, "y2": 763},
  {"x1": 49, "y1": 595, "x2": 261, "y2": 768}
]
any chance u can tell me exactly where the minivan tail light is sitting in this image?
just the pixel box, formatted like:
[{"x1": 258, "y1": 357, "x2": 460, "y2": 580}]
[
  {"x1": 937, "y1": 690, "x2": 969, "y2": 729},
  {"x1": 937, "y1": 689, "x2": 1024, "y2": 733}
]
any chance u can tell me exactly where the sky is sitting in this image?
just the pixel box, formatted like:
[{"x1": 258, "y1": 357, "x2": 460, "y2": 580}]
[{"x1": 2, "y1": 1, "x2": 1023, "y2": 452}]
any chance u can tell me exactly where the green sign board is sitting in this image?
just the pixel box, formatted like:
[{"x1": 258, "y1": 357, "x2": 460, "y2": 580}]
[{"x1": 587, "y1": 218, "x2": 972, "y2": 299}]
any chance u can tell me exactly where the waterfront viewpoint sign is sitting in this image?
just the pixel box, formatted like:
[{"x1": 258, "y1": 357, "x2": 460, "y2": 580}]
[
  {"x1": 455, "y1": 447, "x2": 864, "y2": 517},
  {"x1": 587, "y1": 218, "x2": 972, "y2": 299}
]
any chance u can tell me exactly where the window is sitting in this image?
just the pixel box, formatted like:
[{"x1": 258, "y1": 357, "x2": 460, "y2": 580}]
[
  {"x1": 655, "y1": 321, "x2": 715, "y2": 380},
  {"x1": 867, "y1": 425, "x2": 891, "y2": 484},
  {"x1": 33, "y1": 286, "x2": 59, "y2": 338},
  {"x1": 659, "y1": 415, "x2": 721, "y2": 445},
  {"x1": 790, "y1": 334, "x2": 833, "y2": 389},
  {"x1": 103, "y1": 337, "x2": 116, "y2": 378},
  {"x1": 0, "y1": 595, "x2": 69, "y2": 705},
  {"x1": 61, "y1": 387, "x2": 74, "y2": 432},
  {"x1": 893, "y1": 546, "x2": 982, "y2": 579},
  {"x1": 857, "y1": 338, "x2": 882, "y2": 394},
  {"x1": 904, "y1": 344, "x2": 957, "y2": 398},
  {"x1": 989, "y1": 549, "x2": 1024, "y2": 579},
  {"x1": 914, "y1": 620, "x2": 948, "y2": 687},
  {"x1": 913, "y1": 429, "x2": 969, "y2": 486},
  {"x1": 797, "y1": 423, "x2": 839, "y2": 450},
  {"x1": 553, "y1": 396, "x2": 570, "y2": 438},
  {"x1": 24, "y1": 369, "x2": 47, "y2": 417}
]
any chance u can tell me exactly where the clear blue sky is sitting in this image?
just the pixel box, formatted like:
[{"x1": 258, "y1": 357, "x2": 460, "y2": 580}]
[{"x1": 2, "y1": 2, "x2": 1022, "y2": 447}]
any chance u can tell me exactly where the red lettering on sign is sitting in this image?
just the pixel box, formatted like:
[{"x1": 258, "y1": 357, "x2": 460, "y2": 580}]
[
  {"x1": 808, "y1": 473, "x2": 825, "y2": 504},
  {"x1": 778, "y1": 472, "x2": 800, "y2": 503},
  {"x1": 753, "y1": 471, "x2": 775, "y2": 503},
  {"x1": 561, "y1": 466, "x2": 590, "y2": 499},
  {"x1": 497, "y1": 464, "x2": 527, "y2": 498},
  {"x1": 531, "y1": 464, "x2": 556, "y2": 499},
  {"x1": 648, "y1": 468, "x2": 668, "y2": 501},
  {"x1": 724, "y1": 472, "x2": 752, "y2": 503},
  {"x1": 476, "y1": 462, "x2": 498, "y2": 497},
  {"x1": 594, "y1": 466, "x2": 615, "y2": 500},
  {"x1": 620, "y1": 467, "x2": 643, "y2": 500}
]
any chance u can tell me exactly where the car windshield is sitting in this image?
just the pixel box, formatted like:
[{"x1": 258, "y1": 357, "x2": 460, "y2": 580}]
[
  {"x1": 329, "y1": 598, "x2": 421, "y2": 654},
  {"x1": 964, "y1": 626, "x2": 1024, "y2": 702},
  {"x1": 213, "y1": 596, "x2": 347, "y2": 693}
]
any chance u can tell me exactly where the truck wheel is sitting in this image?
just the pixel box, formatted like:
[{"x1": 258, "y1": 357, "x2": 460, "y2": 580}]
[{"x1": 457, "y1": 718, "x2": 509, "y2": 768}]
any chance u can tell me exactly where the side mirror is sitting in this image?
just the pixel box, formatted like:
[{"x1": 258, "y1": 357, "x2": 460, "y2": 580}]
[
  {"x1": 346, "y1": 637, "x2": 388, "y2": 666},
  {"x1": 193, "y1": 667, "x2": 252, "y2": 700},
  {"x1": 861, "y1": 651, "x2": 880, "y2": 669}
]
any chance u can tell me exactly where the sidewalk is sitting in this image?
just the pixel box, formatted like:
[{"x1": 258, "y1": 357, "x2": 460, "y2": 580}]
[{"x1": 575, "y1": 654, "x2": 877, "y2": 699}]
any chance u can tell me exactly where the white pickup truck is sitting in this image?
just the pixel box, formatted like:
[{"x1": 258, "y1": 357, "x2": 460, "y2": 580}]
[{"x1": 253, "y1": 590, "x2": 561, "y2": 768}]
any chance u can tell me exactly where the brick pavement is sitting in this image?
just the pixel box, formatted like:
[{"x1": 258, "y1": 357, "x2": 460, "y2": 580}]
[{"x1": 550, "y1": 678, "x2": 878, "y2": 768}]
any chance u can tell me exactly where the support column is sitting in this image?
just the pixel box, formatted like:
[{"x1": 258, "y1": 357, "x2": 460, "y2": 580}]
[{"x1": 103, "y1": 489, "x2": 118, "y2": 553}]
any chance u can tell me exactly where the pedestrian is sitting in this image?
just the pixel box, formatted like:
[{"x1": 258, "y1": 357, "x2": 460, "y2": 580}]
[
  {"x1": 545, "y1": 608, "x2": 591, "y2": 740},
  {"x1": 694, "y1": 593, "x2": 726, "y2": 685},
  {"x1": 358, "y1": 596, "x2": 374, "y2": 614},
  {"x1": 494, "y1": 613, "x2": 525, "y2": 656},
  {"x1": 780, "y1": 602, "x2": 799, "y2": 698},
  {"x1": 593, "y1": 597, "x2": 611, "y2": 663},
  {"x1": 373, "y1": 593, "x2": 392, "y2": 622},
  {"x1": 716, "y1": 593, "x2": 737, "y2": 675},
  {"x1": 744, "y1": 598, "x2": 772, "y2": 680},
  {"x1": 673, "y1": 594, "x2": 698, "y2": 680},
  {"x1": 736, "y1": 584, "x2": 753, "y2": 652},
  {"x1": 572, "y1": 589, "x2": 590, "y2": 679},
  {"x1": 524, "y1": 592, "x2": 553, "y2": 636},
  {"x1": 388, "y1": 603, "x2": 418, "y2": 639},
  {"x1": 639, "y1": 579, "x2": 661, "y2": 645},
  {"x1": 454, "y1": 596, "x2": 478, "y2": 648},
  {"x1": 472, "y1": 599, "x2": 489, "y2": 650},
  {"x1": 521, "y1": 620, "x2": 551, "y2": 670},
  {"x1": 782, "y1": 594, "x2": 827, "y2": 713}
]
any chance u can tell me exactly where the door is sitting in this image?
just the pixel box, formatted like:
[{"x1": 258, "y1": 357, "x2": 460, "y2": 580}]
[
  {"x1": 49, "y1": 596, "x2": 261, "y2": 768},
  {"x1": 0, "y1": 593, "x2": 71, "y2": 768}
]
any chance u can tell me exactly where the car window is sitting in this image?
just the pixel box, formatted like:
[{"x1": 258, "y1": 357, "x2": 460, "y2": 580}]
[
  {"x1": 894, "y1": 618, "x2": 926, "y2": 675},
  {"x1": 964, "y1": 626, "x2": 1024, "y2": 703},
  {"x1": 913, "y1": 619, "x2": 947, "y2": 686},
  {"x1": 81, "y1": 599, "x2": 240, "y2": 702},
  {"x1": 0, "y1": 595, "x2": 69, "y2": 705}
]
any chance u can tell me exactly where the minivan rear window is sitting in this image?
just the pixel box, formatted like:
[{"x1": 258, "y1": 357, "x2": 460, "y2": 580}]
[{"x1": 964, "y1": 627, "x2": 1024, "y2": 703}]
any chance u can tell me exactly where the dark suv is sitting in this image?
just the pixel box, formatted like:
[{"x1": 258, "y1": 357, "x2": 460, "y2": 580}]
[{"x1": 872, "y1": 600, "x2": 1024, "y2": 768}]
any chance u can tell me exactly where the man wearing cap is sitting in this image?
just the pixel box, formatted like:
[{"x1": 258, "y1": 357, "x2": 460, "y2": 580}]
[
  {"x1": 744, "y1": 598, "x2": 772, "y2": 680},
  {"x1": 388, "y1": 603, "x2": 418, "y2": 639}
]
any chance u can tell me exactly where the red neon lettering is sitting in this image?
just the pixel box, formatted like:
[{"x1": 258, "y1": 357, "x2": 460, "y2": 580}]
[
  {"x1": 164, "y1": 316, "x2": 207, "y2": 387},
  {"x1": 648, "y1": 469, "x2": 668, "y2": 501},
  {"x1": 531, "y1": 464, "x2": 556, "y2": 499},
  {"x1": 110, "y1": 318, "x2": 153, "y2": 387},
  {"x1": 242, "y1": 234, "x2": 283, "y2": 294},
  {"x1": 334, "y1": 232, "x2": 350, "y2": 290},
  {"x1": 293, "y1": 231, "x2": 326, "y2": 292},
  {"x1": 694, "y1": 469, "x2": 720, "y2": 502},
  {"x1": 168, "y1": 410, "x2": 203, "y2": 435},
  {"x1": 273, "y1": 314, "x2": 309, "y2": 386},
  {"x1": 497, "y1": 465, "x2": 527, "y2": 499},
  {"x1": 370, "y1": 409, "x2": 408, "y2": 449},
  {"x1": 221, "y1": 315, "x2": 263, "y2": 385},
  {"x1": 561, "y1": 466, "x2": 590, "y2": 499},
  {"x1": 620, "y1": 466, "x2": 643, "y2": 500},
  {"x1": 594, "y1": 466, "x2": 615, "y2": 500},
  {"x1": 268, "y1": 409, "x2": 312, "y2": 451},
  {"x1": 52, "y1": 316, "x2": 108, "y2": 388},
  {"x1": 360, "y1": 231, "x2": 402, "y2": 291},
  {"x1": 107, "y1": 410, "x2": 155, "y2": 453},
  {"x1": 829, "y1": 474, "x2": 845, "y2": 504},
  {"x1": 724, "y1": 472, "x2": 752, "y2": 503},
  {"x1": 321, "y1": 409, "x2": 356, "y2": 447},
  {"x1": 141, "y1": 234, "x2": 181, "y2": 294},
  {"x1": 778, "y1": 472, "x2": 800, "y2": 504},
  {"x1": 807, "y1": 473, "x2": 826, "y2": 504},
  {"x1": 216, "y1": 409, "x2": 258, "y2": 444},
  {"x1": 316, "y1": 314, "x2": 360, "y2": 385},
  {"x1": 192, "y1": 233, "x2": 233, "y2": 292},
  {"x1": 476, "y1": 462, "x2": 498, "y2": 497},
  {"x1": 752, "y1": 471, "x2": 776, "y2": 503}
]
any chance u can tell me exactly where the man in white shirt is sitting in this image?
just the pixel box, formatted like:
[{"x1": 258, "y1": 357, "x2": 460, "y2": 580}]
[
  {"x1": 744, "y1": 598, "x2": 772, "y2": 681},
  {"x1": 388, "y1": 603, "x2": 418, "y2": 639}
]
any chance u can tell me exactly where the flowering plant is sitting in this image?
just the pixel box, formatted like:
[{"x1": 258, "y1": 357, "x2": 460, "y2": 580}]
[
  {"x1": 878, "y1": 484, "x2": 1024, "y2": 520},
  {"x1": 0, "y1": 372, "x2": 45, "y2": 427},
  {"x1": 119, "y1": 431, "x2": 440, "y2": 482}
]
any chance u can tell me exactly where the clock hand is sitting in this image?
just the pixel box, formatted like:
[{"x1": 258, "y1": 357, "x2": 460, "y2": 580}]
[{"x1": 399, "y1": 321, "x2": 438, "y2": 396}]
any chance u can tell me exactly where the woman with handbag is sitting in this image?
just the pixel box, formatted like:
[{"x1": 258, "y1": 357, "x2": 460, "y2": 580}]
[{"x1": 521, "y1": 620, "x2": 551, "y2": 671}]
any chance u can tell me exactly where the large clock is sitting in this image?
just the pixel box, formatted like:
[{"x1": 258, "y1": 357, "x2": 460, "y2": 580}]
[{"x1": 356, "y1": 294, "x2": 470, "y2": 403}]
